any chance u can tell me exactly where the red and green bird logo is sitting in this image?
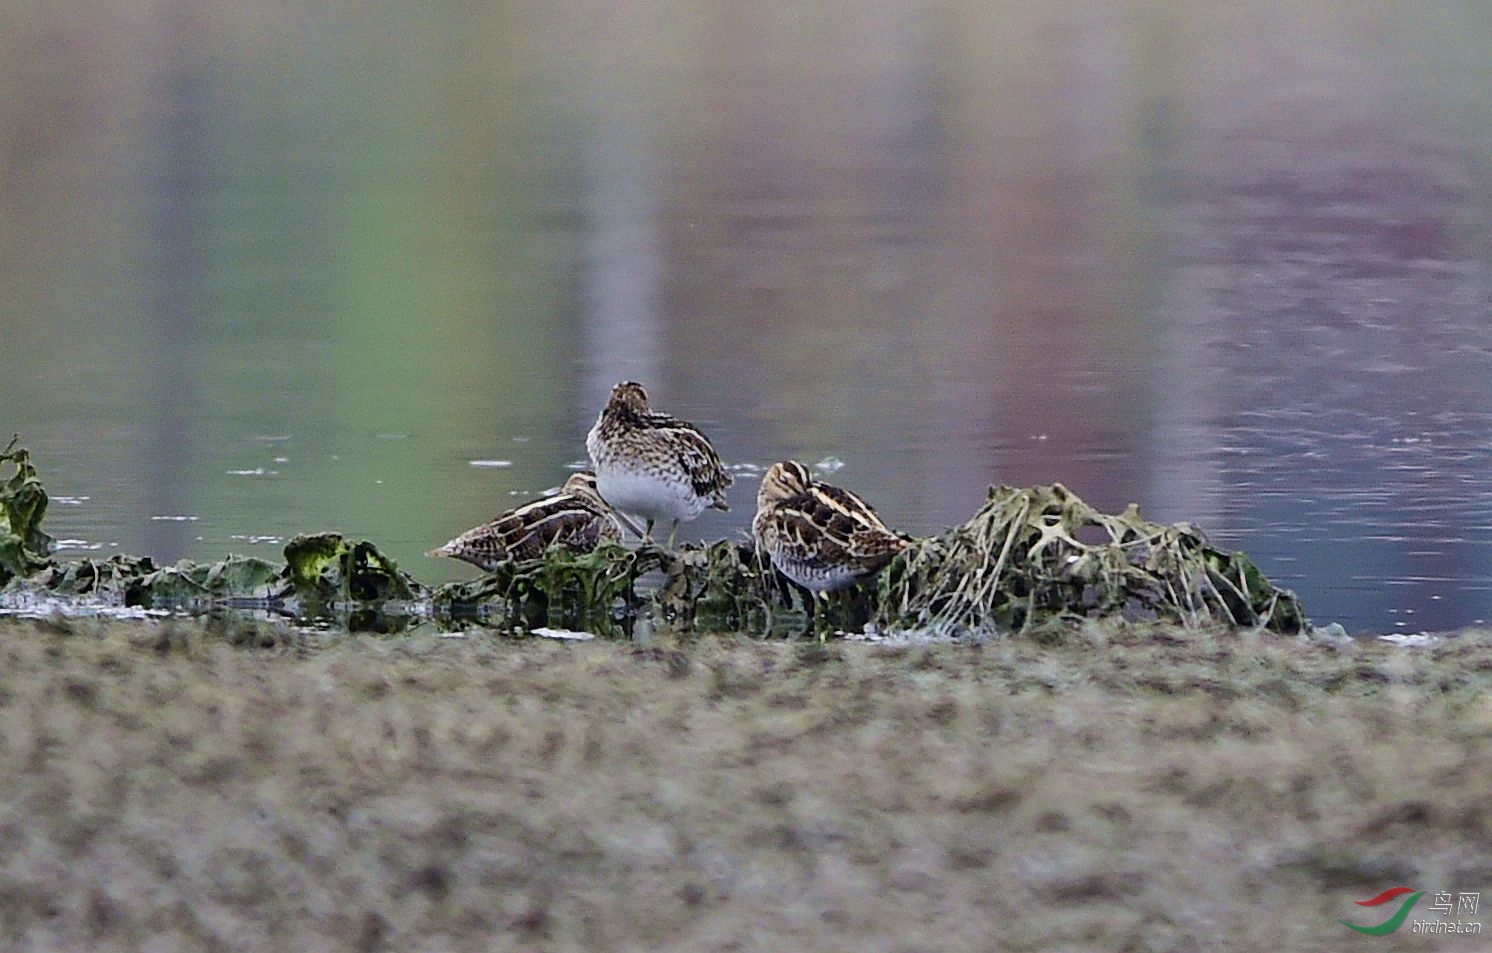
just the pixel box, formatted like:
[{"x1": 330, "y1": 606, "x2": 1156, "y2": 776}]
[{"x1": 1340, "y1": 887, "x2": 1425, "y2": 936}]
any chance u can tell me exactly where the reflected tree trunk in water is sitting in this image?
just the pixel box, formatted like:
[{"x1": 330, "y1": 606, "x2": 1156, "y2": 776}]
[
  {"x1": 143, "y1": 5, "x2": 208, "y2": 562},
  {"x1": 579, "y1": 109, "x2": 664, "y2": 411},
  {"x1": 1133, "y1": 17, "x2": 1227, "y2": 530}
]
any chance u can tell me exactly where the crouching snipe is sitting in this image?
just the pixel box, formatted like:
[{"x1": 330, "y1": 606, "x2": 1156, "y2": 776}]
[
  {"x1": 752, "y1": 460, "x2": 912, "y2": 594},
  {"x1": 428, "y1": 471, "x2": 624, "y2": 571}
]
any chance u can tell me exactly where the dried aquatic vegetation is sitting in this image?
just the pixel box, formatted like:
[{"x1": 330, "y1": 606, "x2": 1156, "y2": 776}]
[{"x1": 876, "y1": 484, "x2": 1304, "y2": 637}]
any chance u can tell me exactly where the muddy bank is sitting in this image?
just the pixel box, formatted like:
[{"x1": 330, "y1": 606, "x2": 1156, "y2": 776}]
[{"x1": 2, "y1": 618, "x2": 1489, "y2": 952}]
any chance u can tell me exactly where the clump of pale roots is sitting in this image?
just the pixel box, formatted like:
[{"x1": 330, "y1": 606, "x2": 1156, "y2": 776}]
[{"x1": 874, "y1": 484, "x2": 1304, "y2": 638}]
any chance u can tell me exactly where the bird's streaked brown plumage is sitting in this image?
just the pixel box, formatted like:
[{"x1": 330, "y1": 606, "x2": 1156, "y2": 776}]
[
  {"x1": 428, "y1": 471, "x2": 623, "y2": 571},
  {"x1": 752, "y1": 460, "x2": 912, "y2": 592},
  {"x1": 586, "y1": 381, "x2": 732, "y2": 542}
]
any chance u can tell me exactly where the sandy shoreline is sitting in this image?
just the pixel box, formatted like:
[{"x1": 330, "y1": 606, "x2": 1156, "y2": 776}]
[{"x1": 2, "y1": 618, "x2": 1489, "y2": 951}]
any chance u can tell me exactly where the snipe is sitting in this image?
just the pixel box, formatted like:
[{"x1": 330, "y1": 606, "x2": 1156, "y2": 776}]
[
  {"x1": 585, "y1": 381, "x2": 732, "y2": 544},
  {"x1": 428, "y1": 471, "x2": 626, "y2": 571}
]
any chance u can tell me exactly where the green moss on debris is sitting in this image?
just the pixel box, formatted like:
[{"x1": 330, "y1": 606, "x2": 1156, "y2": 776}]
[
  {"x1": 282, "y1": 532, "x2": 421, "y2": 604},
  {"x1": 124, "y1": 555, "x2": 285, "y2": 607},
  {"x1": 433, "y1": 541, "x2": 645, "y2": 635},
  {"x1": 43, "y1": 554, "x2": 157, "y2": 597},
  {"x1": 9, "y1": 537, "x2": 419, "y2": 617},
  {"x1": 652, "y1": 540, "x2": 779, "y2": 633},
  {"x1": 431, "y1": 540, "x2": 782, "y2": 637},
  {"x1": 0, "y1": 436, "x2": 55, "y2": 584}
]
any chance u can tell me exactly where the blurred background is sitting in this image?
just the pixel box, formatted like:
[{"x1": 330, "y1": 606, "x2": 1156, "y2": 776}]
[{"x1": 4, "y1": 0, "x2": 1492, "y2": 633}]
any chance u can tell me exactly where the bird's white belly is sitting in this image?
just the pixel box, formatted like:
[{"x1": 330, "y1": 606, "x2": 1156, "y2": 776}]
[
  {"x1": 595, "y1": 469, "x2": 705, "y2": 522},
  {"x1": 773, "y1": 556, "x2": 862, "y2": 593}
]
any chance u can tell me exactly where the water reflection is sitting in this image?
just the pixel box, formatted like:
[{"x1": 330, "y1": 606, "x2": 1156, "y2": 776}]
[
  {"x1": 144, "y1": 8, "x2": 210, "y2": 560},
  {"x1": 4, "y1": 2, "x2": 1492, "y2": 633}
]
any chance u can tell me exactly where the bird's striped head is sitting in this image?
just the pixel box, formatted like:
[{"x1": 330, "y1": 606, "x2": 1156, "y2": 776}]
[
  {"x1": 606, "y1": 381, "x2": 651, "y2": 416},
  {"x1": 562, "y1": 470, "x2": 608, "y2": 509},
  {"x1": 757, "y1": 460, "x2": 813, "y2": 509}
]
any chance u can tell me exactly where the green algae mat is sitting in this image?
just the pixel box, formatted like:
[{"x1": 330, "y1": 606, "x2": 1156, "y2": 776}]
[{"x1": 3, "y1": 437, "x2": 1303, "y2": 637}]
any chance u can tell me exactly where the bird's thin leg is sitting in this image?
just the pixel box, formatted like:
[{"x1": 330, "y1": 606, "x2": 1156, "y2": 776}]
[
  {"x1": 837, "y1": 590, "x2": 855, "y2": 636},
  {"x1": 612, "y1": 510, "x2": 646, "y2": 540},
  {"x1": 788, "y1": 581, "x2": 818, "y2": 639},
  {"x1": 798, "y1": 592, "x2": 816, "y2": 639},
  {"x1": 665, "y1": 520, "x2": 680, "y2": 549},
  {"x1": 816, "y1": 592, "x2": 833, "y2": 643}
]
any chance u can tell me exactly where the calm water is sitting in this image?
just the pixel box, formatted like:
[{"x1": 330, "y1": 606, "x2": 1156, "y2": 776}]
[{"x1": 5, "y1": 3, "x2": 1492, "y2": 633}]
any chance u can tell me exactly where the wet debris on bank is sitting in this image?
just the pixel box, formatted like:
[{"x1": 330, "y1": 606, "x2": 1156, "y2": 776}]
[
  {"x1": 876, "y1": 483, "x2": 1305, "y2": 638},
  {"x1": 2, "y1": 437, "x2": 1305, "y2": 639},
  {"x1": 428, "y1": 538, "x2": 785, "y2": 638},
  {"x1": 0, "y1": 436, "x2": 54, "y2": 585},
  {"x1": 15, "y1": 535, "x2": 422, "y2": 621}
]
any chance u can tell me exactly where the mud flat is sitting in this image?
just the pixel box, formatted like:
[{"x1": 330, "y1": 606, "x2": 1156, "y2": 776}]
[{"x1": 1, "y1": 617, "x2": 1489, "y2": 952}]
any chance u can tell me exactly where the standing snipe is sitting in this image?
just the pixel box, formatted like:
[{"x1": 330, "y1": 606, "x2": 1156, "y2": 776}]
[
  {"x1": 752, "y1": 460, "x2": 912, "y2": 593},
  {"x1": 586, "y1": 381, "x2": 732, "y2": 543},
  {"x1": 428, "y1": 471, "x2": 626, "y2": 571}
]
